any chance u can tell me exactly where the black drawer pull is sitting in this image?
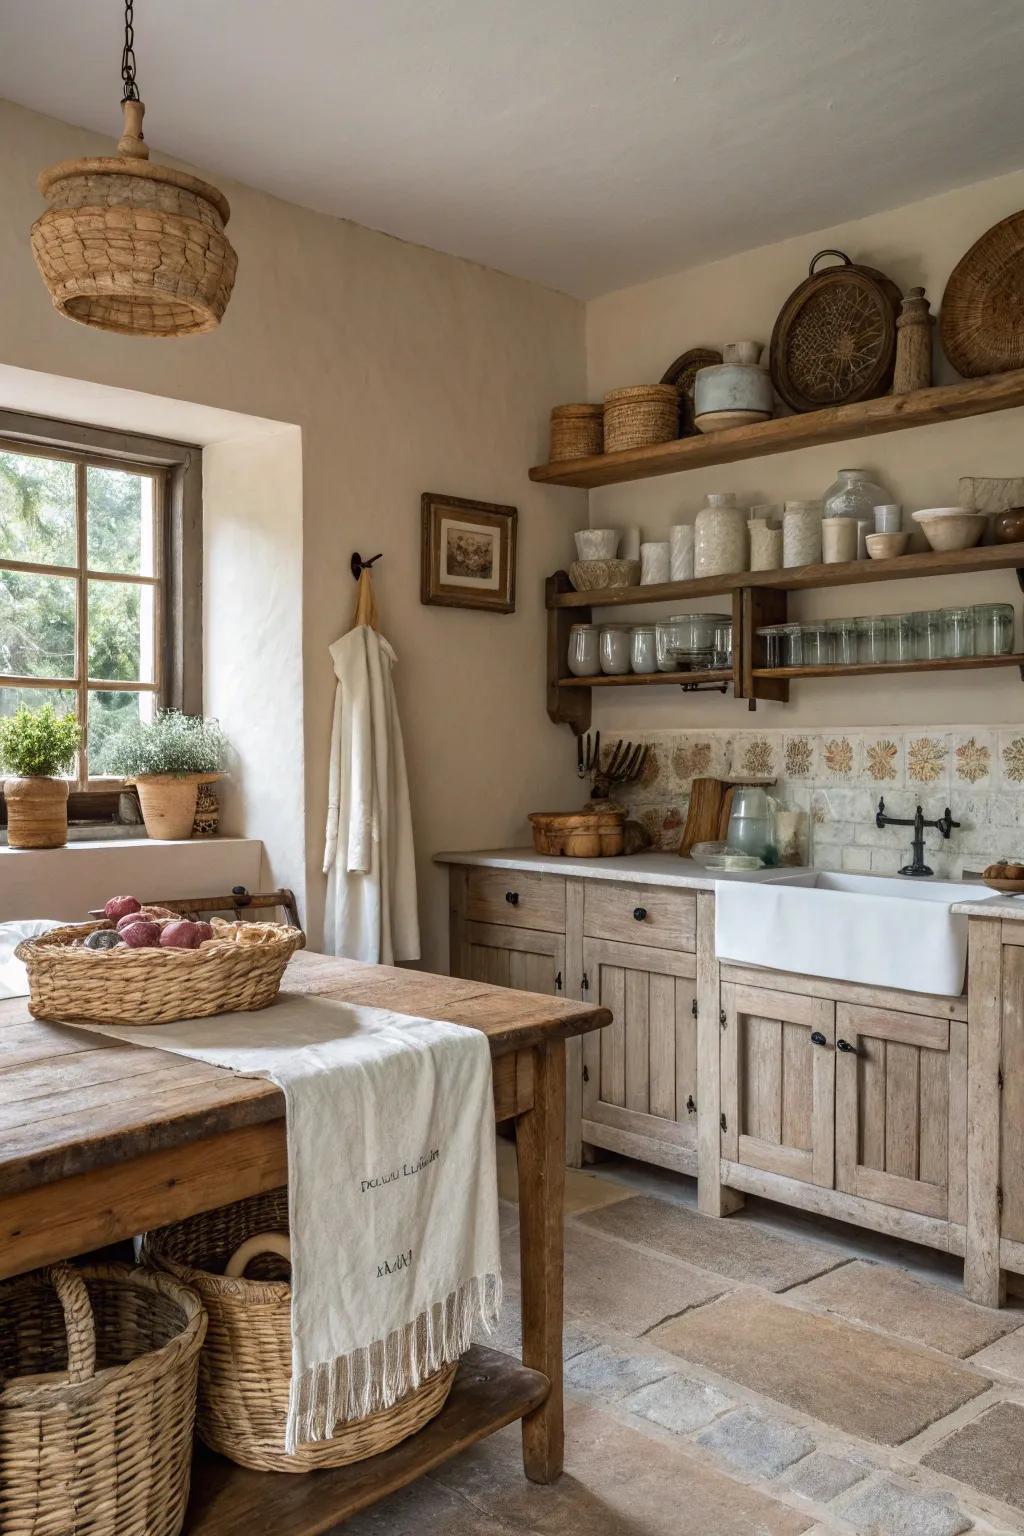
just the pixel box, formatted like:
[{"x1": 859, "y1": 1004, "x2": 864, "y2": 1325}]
[
  {"x1": 836, "y1": 1038, "x2": 858, "y2": 1054},
  {"x1": 505, "y1": 891, "x2": 519, "y2": 906},
  {"x1": 633, "y1": 906, "x2": 647, "y2": 922},
  {"x1": 810, "y1": 1030, "x2": 827, "y2": 1047}
]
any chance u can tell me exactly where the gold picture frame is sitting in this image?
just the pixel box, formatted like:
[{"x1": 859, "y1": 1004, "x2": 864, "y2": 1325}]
[{"x1": 420, "y1": 492, "x2": 517, "y2": 613}]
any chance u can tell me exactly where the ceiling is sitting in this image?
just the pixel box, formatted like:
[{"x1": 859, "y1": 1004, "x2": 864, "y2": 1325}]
[{"x1": 3, "y1": 0, "x2": 1024, "y2": 298}]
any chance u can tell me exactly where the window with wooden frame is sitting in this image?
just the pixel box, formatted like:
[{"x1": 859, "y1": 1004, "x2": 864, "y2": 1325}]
[{"x1": 0, "y1": 414, "x2": 202, "y2": 817}]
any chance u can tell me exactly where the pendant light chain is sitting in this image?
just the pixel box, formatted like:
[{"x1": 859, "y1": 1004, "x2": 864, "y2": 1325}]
[{"x1": 121, "y1": 0, "x2": 140, "y2": 102}]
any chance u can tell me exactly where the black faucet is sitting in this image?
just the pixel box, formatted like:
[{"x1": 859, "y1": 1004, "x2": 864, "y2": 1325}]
[{"x1": 875, "y1": 797, "x2": 960, "y2": 877}]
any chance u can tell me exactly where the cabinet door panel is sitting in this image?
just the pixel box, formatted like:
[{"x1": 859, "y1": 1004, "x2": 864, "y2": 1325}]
[
  {"x1": 723, "y1": 983, "x2": 834, "y2": 1188},
  {"x1": 583, "y1": 938, "x2": 697, "y2": 1145},
  {"x1": 835, "y1": 1002, "x2": 954, "y2": 1219},
  {"x1": 461, "y1": 920, "x2": 564, "y2": 999},
  {"x1": 1001, "y1": 944, "x2": 1024, "y2": 1241}
]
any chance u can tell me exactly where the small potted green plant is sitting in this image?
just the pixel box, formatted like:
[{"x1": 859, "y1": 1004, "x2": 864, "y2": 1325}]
[
  {"x1": 0, "y1": 704, "x2": 81, "y2": 849},
  {"x1": 101, "y1": 710, "x2": 230, "y2": 841}
]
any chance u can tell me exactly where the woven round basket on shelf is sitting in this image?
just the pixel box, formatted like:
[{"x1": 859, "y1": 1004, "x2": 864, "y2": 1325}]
[
  {"x1": 548, "y1": 403, "x2": 604, "y2": 461},
  {"x1": 15, "y1": 919, "x2": 305, "y2": 1027},
  {"x1": 31, "y1": 100, "x2": 237, "y2": 337},
  {"x1": 142, "y1": 1188, "x2": 458, "y2": 1473},
  {"x1": 0, "y1": 1262, "x2": 206, "y2": 1536},
  {"x1": 940, "y1": 209, "x2": 1024, "y2": 378},
  {"x1": 603, "y1": 384, "x2": 678, "y2": 452}
]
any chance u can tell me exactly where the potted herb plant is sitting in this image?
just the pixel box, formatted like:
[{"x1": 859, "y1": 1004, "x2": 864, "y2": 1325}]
[
  {"x1": 0, "y1": 704, "x2": 81, "y2": 849},
  {"x1": 101, "y1": 710, "x2": 230, "y2": 841}
]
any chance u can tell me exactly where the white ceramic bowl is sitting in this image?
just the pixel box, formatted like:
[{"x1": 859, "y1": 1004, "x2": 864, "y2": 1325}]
[
  {"x1": 865, "y1": 532, "x2": 910, "y2": 560},
  {"x1": 911, "y1": 508, "x2": 985, "y2": 553},
  {"x1": 575, "y1": 528, "x2": 620, "y2": 560}
]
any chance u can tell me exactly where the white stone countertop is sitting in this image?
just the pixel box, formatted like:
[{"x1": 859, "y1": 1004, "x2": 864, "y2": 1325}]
[
  {"x1": 433, "y1": 848, "x2": 814, "y2": 890},
  {"x1": 952, "y1": 895, "x2": 1024, "y2": 920}
]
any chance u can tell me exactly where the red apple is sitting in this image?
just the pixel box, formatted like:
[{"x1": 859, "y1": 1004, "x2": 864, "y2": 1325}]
[
  {"x1": 116, "y1": 911, "x2": 148, "y2": 932},
  {"x1": 119, "y1": 919, "x2": 162, "y2": 948},
  {"x1": 104, "y1": 894, "x2": 141, "y2": 921},
  {"x1": 160, "y1": 920, "x2": 202, "y2": 950}
]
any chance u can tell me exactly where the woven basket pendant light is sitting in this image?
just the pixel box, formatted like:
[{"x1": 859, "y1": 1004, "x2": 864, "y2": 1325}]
[{"x1": 30, "y1": 3, "x2": 237, "y2": 337}]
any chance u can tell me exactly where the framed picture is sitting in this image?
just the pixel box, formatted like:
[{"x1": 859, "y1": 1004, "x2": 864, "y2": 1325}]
[{"x1": 420, "y1": 492, "x2": 517, "y2": 613}]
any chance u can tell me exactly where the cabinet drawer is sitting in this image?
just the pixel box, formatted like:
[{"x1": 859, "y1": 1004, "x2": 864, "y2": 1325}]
[
  {"x1": 584, "y1": 882, "x2": 696, "y2": 952},
  {"x1": 464, "y1": 868, "x2": 566, "y2": 932}
]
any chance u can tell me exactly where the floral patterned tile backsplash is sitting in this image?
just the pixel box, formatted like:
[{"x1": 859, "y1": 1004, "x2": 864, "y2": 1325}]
[{"x1": 614, "y1": 725, "x2": 1024, "y2": 877}]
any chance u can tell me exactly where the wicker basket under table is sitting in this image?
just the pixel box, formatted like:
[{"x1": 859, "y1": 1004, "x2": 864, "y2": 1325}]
[
  {"x1": 0, "y1": 1261, "x2": 206, "y2": 1536},
  {"x1": 142, "y1": 1187, "x2": 458, "y2": 1473},
  {"x1": 15, "y1": 919, "x2": 305, "y2": 1027}
]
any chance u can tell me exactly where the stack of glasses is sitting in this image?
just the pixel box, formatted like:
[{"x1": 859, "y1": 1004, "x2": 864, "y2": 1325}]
[{"x1": 756, "y1": 602, "x2": 1015, "y2": 668}]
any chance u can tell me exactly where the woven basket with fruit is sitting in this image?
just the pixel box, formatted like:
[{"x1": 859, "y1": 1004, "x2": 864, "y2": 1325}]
[{"x1": 15, "y1": 895, "x2": 306, "y2": 1026}]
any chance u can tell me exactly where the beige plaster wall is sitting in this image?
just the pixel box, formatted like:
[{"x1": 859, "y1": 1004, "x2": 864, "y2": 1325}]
[
  {"x1": 584, "y1": 167, "x2": 1024, "y2": 736},
  {"x1": 0, "y1": 99, "x2": 588, "y2": 971}
]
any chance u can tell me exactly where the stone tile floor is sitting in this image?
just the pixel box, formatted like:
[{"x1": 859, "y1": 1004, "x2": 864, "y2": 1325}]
[{"x1": 342, "y1": 1144, "x2": 1024, "y2": 1535}]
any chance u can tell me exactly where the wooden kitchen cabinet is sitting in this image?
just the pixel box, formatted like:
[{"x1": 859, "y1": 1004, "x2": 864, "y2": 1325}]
[
  {"x1": 720, "y1": 982, "x2": 835, "y2": 1189},
  {"x1": 580, "y1": 937, "x2": 698, "y2": 1173},
  {"x1": 834, "y1": 1003, "x2": 965, "y2": 1223},
  {"x1": 461, "y1": 920, "x2": 566, "y2": 998}
]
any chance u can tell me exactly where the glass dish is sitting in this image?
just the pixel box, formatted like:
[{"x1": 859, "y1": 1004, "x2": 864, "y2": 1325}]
[{"x1": 703, "y1": 852, "x2": 765, "y2": 871}]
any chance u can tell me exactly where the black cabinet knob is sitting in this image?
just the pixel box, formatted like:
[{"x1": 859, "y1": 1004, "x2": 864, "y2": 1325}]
[
  {"x1": 633, "y1": 907, "x2": 647, "y2": 921},
  {"x1": 810, "y1": 1030, "x2": 827, "y2": 1047},
  {"x1": 836, "y1": 1038, "x2": 858, "y2": 1054},
  {"x1": 505, "y1": 891, "x2": 519, "y2": 906}
]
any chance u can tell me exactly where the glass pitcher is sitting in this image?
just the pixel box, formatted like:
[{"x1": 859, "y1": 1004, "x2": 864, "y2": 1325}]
[{"x1": 726, "y1": 786, "x2": 779, "y2": 863}]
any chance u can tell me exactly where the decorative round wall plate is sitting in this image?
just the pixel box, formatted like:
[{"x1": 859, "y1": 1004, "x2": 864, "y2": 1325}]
[
  {"x1": 769, "y1": 250, "x2": 902, "y2": 413},
  {"x1": 660, "y1": 347, "x2": 722, "y2": 435},
  {"x1": 941, "y1": 210, "x2": 1024, "y2": 377}
]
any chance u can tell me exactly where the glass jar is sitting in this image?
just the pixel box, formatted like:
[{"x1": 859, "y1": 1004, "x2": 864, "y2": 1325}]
[
  {"x1": 801, "y1": 622, "x2": 833, "y2": 667},
  {"x1": 782, "y1": 501, "x2": 822, "y2": 567},
  {"x1": 712, "y1": 619, "x2": 733, "y2": 670},
  {"x1": 828, "y1": 617, "x2": 858, "y2": 666},
  {"x1": 942, "y1": 606, "x2": 974, "y2": 659},
  {"x1": 973, "y1": 602, "x2": 1014, "y2": 656},
  {"x1": 694, "y1": 494, "x2": 747, "y2": 578},
  {"x1": 780, "y1": 623, "x2": 804, "y2": 666},
  {"x1": 567, "y1": 622, "x2": 599, "y2": 677},
  {"x1": 822, "y1": 468, "x2": 891, "y2": 524},
  {"x1": 756, "y1": 625, "x2": 785, "y2": 668},
  {"x1": 857, "y1": 615, "x2": 889, "y2": 665},
  {"x1": 912, "y1": 609, "x2": 943, "y2": 661},
  {"x1": 630, "y1": 625, "x2": 658, "y2": 674},
  {"x1": 599, "y1": 624, "x2": 631, "y2": 675},
  {"x1": 886, "y1": 613, "x2": 915, "y2": 663}
]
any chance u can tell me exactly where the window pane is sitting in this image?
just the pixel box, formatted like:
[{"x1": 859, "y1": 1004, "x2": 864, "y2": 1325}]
[
  {"x1": 88, "y1": 579, "x2": 155, "y2": 683},
  {"x1": 0, "y1": 451, "x2": 76, "y2": 567},
  {"x1": 0, "y1": 569, "x2": 76, "y2": 678},
  {"x1": 88, "y1": 689, "x2": 155, "y2": 773},
  {"x1": 87, "y1": 466, "x2": 156, "y2": 576}
]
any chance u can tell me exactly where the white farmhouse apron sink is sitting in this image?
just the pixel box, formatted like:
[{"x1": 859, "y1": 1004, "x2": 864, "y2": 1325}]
[{"x1": 714, "y1": 871, "x2": 981, "y2": 997}]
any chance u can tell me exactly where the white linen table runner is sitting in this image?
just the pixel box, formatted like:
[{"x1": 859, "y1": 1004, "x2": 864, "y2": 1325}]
[{"x1": 70, "y1": 993, "x2": 501, "y2": 1452}]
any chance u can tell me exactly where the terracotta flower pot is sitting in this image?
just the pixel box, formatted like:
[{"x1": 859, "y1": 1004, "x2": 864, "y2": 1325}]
[
  {"x1": 4, "y1": 776, "x2": 70, "y2": 849},
  {"x1": 134, "y1": 773, "x2": 222, "y2": 841}
]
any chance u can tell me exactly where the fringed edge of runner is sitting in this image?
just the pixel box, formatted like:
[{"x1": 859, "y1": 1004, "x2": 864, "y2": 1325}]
[{"x1": 285, "y1": 1269, "x2": 502, "y2": 1452}]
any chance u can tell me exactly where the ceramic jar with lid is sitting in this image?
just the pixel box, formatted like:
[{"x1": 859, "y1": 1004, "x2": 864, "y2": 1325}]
[
  {"x1": 694, "y1": 342, "x2": 773, "y2": 433},
  {"x1": 694, "y1": 493, "x2": 747, "y2": 577},
  {"x1": 567, "y1": 623, "x2": 599, "y2": 676}
]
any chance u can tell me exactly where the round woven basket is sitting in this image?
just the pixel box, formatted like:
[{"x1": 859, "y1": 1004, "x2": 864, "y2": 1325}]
[
  {"x1": 15, "y1": 919, "x2": 305, "y2": 1027},
  {"x1": 549, "y1": 403, "x2": 604, "y2": 461},
  {"x1": 603, "y1": 385, "x2": 678, "y2": 452},
  {"x1": 31, "y1": 101, "x2": 237, "y2": 337},
  {"x1": 0, "y1": 1262, "x2": 206, "y2": 1536},
  {"x1": 142, "y1": 1189, "x2": 458, "y2": 1473},
  {"x1": 941, "y1": 209, "x2": 1024, "y2": 377}
]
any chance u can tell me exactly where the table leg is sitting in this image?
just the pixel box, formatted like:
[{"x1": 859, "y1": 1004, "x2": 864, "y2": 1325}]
[{"x1": 516, "y1": 1040, "x2": 565, "y2": 1483}]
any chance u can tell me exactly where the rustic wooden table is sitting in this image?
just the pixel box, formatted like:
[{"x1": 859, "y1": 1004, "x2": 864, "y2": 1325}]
[{"x1": 0, "y1": 950, "x2": 609, "y2": 1533}]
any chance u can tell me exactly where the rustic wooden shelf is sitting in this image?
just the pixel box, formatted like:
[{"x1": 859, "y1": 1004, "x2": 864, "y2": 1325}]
[
  {"x1": 751, "y1": 654, "x2": 1024, "y2": 682},
  {"x1": 548, "y1": 542, "x2": 1024, "y2": 610},
  {"x1": 530, "y1": 369, "x2": 1024, "y2": 489},
  {"x1": 557, "y1": 670, "x2": 731, "y2": 688},
  {"x1": 185, "y1": 1347, "x2": 549, "y2": 1535}
]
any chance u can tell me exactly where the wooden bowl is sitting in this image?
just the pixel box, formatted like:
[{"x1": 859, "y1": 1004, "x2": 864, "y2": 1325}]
[
  {"x1": 529, "y1": 810, "x2": 625, "y2": 858},
  {"x1": 981, "y1": 876, "x2": 1024, "y2": 894}
]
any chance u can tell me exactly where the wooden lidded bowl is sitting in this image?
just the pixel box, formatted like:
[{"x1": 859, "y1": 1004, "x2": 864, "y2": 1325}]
[{"x1": 529, "y1": 810, "x2": 625, "y2": 858}]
